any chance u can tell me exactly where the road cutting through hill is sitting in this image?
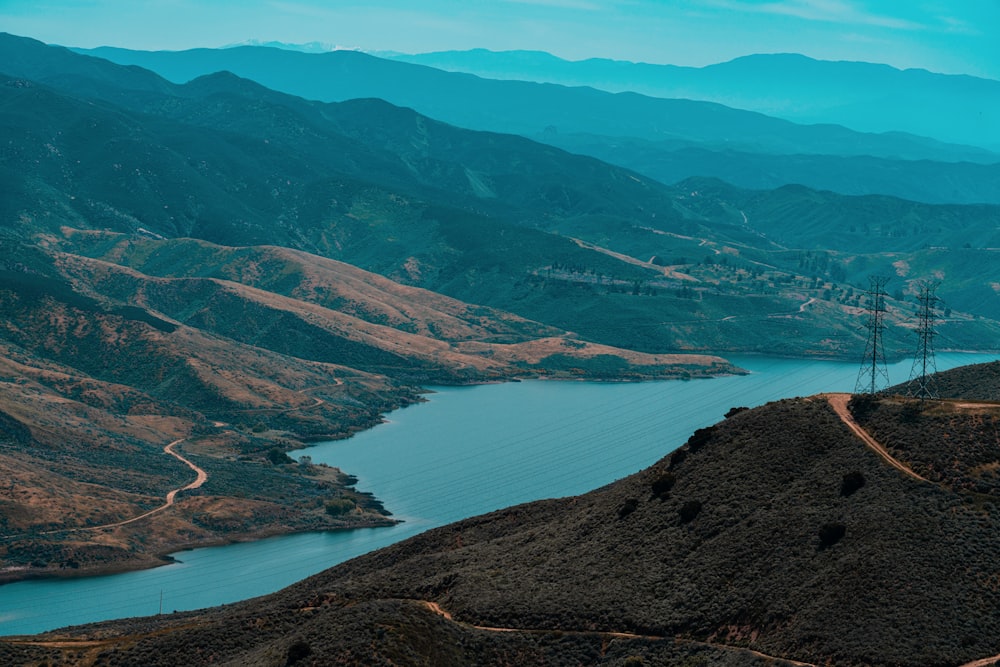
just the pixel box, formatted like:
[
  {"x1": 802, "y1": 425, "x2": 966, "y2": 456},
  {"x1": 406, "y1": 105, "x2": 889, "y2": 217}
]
[
  {"x1": 416, "y1": 600, "x2": 818, "y2": 666},
  {"x1": 825, "y1": 393, "x2": 930, "y2": 483},
  {"x1": 85, "y1": 439, "x2": 209, "y2": 530},
  {"x1": 28, "y1": 439, "x2": 209, "y2": 536}
]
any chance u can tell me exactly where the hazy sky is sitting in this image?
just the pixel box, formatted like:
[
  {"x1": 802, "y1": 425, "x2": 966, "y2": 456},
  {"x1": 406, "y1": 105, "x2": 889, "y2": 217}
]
[{"x1": 2, "y1": 0, "x2": 998, "y2": 79}]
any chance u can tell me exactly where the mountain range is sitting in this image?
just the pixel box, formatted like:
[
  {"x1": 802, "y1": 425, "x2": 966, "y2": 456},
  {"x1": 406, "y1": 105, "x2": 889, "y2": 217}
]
[
  {"x1": 387, "y1": 49, "x2": 1000, "y2": 152},
  {"x1": 1, "y1": 29, "x2": 1000, "y2": 602},
  {"x1": 5, "y1": 33, "x2": 1000, "y2": 355},
  {"x1": 73, "y1": 41, "x2": 1000, "y2": 206}
]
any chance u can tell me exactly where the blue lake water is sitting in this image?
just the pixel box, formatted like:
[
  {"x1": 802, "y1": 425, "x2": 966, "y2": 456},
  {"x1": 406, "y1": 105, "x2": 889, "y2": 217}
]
[{"x1": 1, "y1": 353, "x2": 996, "y2": 635}]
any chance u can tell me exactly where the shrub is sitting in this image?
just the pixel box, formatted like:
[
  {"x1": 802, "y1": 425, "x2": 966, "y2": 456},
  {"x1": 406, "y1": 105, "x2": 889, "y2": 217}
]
[
  {"x1": 325, "y1": 498, "x2": 356, "y2": 516},
  {"x1": 651, "y1": 472, "x2": 676, "y2": 499},
  {"x1": 285, "y1": 640, "x2": 312, "y2": 665},
  {"x1": 667, "y1": 449, "x2": 687, "y2": 471},
  {"x1": 618, "y1": 498, "x2": 639, "y2": 519},
  {"x1": 818, "y1": 522, "x2": 846, "y2": 549},
  {"x1": 848, "y1": 393, "x2": 878, "y2": 420},
  {"x1": 267, "y1": 448, "x2": 293, "y2": 465},
  {"x1": 686, "y1": 427, "x2": 715, "y2": 452},
  {"x1": 840, "y1": 471, "x2": 866, "y2": 497},
  {"x1": 678, "y1": 500, "x2": 702, "y2": 524},
  {"x1": 725, "y1": 406, "x2": 749, "y2": 418}
]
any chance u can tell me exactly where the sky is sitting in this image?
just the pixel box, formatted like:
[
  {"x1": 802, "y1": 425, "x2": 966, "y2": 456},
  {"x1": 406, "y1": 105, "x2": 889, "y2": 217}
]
[{"x1": 1, "y1": 0, "x2": 998, "y2": 79}]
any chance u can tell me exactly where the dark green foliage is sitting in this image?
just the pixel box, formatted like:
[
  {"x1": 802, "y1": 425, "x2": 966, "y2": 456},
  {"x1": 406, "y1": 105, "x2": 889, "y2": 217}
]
[
  {"x1": 285, "y1": 640, "x2": 311, "y2": 665},
  {"x1": 725, "y1": 406, "x2": 749, "y2": 418},
  {"x1": 109, "y1": 305, "x2": 177, "y2": 333},
  {"x1": 678, "y1": 500, "x2": 702, "y2": 524},
  {"x1": 267, "y1": 448, "x2": 294, "y2": 465},
  {"x1": 650, "y1": 472, "x2": 676, "y2": 499},
  {"x1": 617, "y1": 498, "x2": 638, "y2": 519},
  {"x1": 847, "y1": 393, "x2": 878, "y2": 420},
  {"x1": 840, "y1": 471, "x2": 866, "y2": 497},
  {"x1": 817, "y1": 522, "x2": 846, "y2": 549},
  {"x1": 325, "y1": 498, "x2": 356, "y2": 517},
  {"x1": 0, "y1": 409, "x2": 32, "y2": 444},
  {"x1": 685, "y1": 426, "x2": 715, "y2": 452},
  {"x1": 667, "y1": 449, "x2": 687, "y2": 470}
]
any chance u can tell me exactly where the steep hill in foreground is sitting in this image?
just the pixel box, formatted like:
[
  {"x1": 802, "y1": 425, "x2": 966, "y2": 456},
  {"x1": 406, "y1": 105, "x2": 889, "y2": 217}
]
[{"x1": 9, "y1": 363, "x2": 1000, "y2": 666}]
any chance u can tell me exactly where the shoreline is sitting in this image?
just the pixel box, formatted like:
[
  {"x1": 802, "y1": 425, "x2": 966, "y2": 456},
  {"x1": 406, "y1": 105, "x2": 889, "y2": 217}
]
[
  {"x1": 0, "y1": 517, "x2": 398, "y2": 587},
  {"x1": 7, "y1": 351, "x2": 997, "y2": 587}
]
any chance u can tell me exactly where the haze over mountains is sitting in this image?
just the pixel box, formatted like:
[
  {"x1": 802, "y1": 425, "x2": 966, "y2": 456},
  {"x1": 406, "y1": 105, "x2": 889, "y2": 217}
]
[
  {"x1": 388, "y1": 49, "x2": 1000, "y2": 152},
  {"x1": 76, "y1": 41, "x2": 1000, "y2": 206}
]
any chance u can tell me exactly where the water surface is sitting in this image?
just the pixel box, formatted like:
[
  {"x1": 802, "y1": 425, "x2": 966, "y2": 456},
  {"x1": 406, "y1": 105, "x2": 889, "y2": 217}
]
[{"x1": 1, "y1": 353, "x2": 994, "y2": 635}]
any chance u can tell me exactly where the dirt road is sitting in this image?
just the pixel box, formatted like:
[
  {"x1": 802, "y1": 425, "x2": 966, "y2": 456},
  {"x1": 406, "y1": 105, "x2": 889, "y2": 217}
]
[{"x1": 825, "y1": 393, "x2": 929, "y2": 483}]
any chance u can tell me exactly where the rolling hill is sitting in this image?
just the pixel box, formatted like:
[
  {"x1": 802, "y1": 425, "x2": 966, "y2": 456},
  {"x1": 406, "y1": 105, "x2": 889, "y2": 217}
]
[{"x1": 8, "y1": 363, "x2": 1000, "y2": 665}]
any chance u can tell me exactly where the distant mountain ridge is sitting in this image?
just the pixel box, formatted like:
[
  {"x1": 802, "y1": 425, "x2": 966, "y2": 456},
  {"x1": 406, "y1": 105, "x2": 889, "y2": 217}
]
[
  {"x1": 64, "y1": 38, "x2": 1000, "y2": 206},
  {"x1": 387, "y1": 49, "x2": 1000, "y2": 152},
  {"x1": 72, "y1": 42, "x2": 995, "y2": 163}
]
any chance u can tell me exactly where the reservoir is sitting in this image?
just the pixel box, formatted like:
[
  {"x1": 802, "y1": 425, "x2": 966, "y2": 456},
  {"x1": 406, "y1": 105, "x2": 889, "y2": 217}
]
[{"x1": 1, "y1": 353, "x2": 996, "y2": 635}]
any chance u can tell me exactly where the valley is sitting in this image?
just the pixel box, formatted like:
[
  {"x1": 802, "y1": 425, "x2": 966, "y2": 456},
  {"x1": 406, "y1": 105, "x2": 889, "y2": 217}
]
[{"x1": 1, "y1": 24, "x2": 999, "y2": 664}]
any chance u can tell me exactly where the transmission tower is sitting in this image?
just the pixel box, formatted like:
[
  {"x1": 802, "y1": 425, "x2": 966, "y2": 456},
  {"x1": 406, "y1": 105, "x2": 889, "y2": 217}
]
[
  {"x1": 906, "y1": 281, "x2": 940, "y2": 399},
  {"x1": 855, "y1": 276, "x2": 891, "y2": 395}
]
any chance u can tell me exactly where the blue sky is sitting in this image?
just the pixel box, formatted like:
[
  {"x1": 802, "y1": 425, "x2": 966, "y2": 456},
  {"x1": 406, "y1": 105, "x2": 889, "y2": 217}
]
[{"x1": 2, "y1": 0, "x2": 998, "y2": 79}]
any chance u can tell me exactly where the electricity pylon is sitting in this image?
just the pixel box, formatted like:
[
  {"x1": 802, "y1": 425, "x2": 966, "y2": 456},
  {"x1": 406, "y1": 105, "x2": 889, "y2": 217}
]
[
  {"x1": 855, "y1": 276, "x2": 891, "y2": 395},
  {"x1": 906, "y1": 281, "x2": 940, "y2": 400}
]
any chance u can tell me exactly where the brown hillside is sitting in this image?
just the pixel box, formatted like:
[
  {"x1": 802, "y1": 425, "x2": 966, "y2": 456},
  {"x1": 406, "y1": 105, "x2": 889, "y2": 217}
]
[{"x1": 1, "y1": 232, "x2": 734, "y2": 582}]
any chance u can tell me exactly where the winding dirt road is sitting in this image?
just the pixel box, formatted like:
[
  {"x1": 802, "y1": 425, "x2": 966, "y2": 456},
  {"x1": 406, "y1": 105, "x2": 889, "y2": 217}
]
[
  {"x1": 826, "y1": 394, "x2": 1000, "y2": 666},
  {"x1": 825, "y1": 393, "x2": 929, "y2": 483},
  {"x1": 417, "y1": 600, "x2": 818, "y2": 666},
  {"x1": 52, "y1": 439, "x2": 208, "y2": 534},
  {"x1": 104, "y1": 439, "x2": 208, "y2": 529}
]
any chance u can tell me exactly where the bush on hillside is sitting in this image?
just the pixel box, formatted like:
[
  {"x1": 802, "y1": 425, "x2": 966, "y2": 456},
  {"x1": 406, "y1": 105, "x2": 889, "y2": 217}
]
[
  {"x1": 650, "y1": 472, "x2": 676, "y2": 499},
  {"x1": 618, "y1": 498, "x2": 639, "y2": 519},
  {"x1": 686, "y1": 427, "x2": 716, "y2": 452},
  {"x1": 818, "y1": 522, "x2": 846, "y2": 549},
  {"x1": 840, "y1": 471, "x2": 866, "y2": 497},
  {"x1": 678, "y1": 500, "x2": 702, "y2": 524}
]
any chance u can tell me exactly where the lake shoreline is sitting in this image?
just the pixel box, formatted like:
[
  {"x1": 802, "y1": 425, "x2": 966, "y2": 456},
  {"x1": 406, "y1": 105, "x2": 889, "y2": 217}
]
[
  {"x1": 0, "y1": 516, "x2": 398, "y2": 587},
  {"x1": 4, "y1": 352, "x2": 997, "y2": 637}
]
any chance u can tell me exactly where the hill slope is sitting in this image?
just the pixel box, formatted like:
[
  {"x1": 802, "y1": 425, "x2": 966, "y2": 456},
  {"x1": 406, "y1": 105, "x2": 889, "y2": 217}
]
[{"x1": 10, "y1": 363, "x2": 1000, "y2": 666}]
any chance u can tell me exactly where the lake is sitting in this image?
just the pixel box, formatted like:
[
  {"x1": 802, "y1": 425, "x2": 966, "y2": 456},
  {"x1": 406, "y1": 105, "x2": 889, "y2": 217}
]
[{"x1": 1, "y1": 353, "x2": 995, "y2": 635}]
